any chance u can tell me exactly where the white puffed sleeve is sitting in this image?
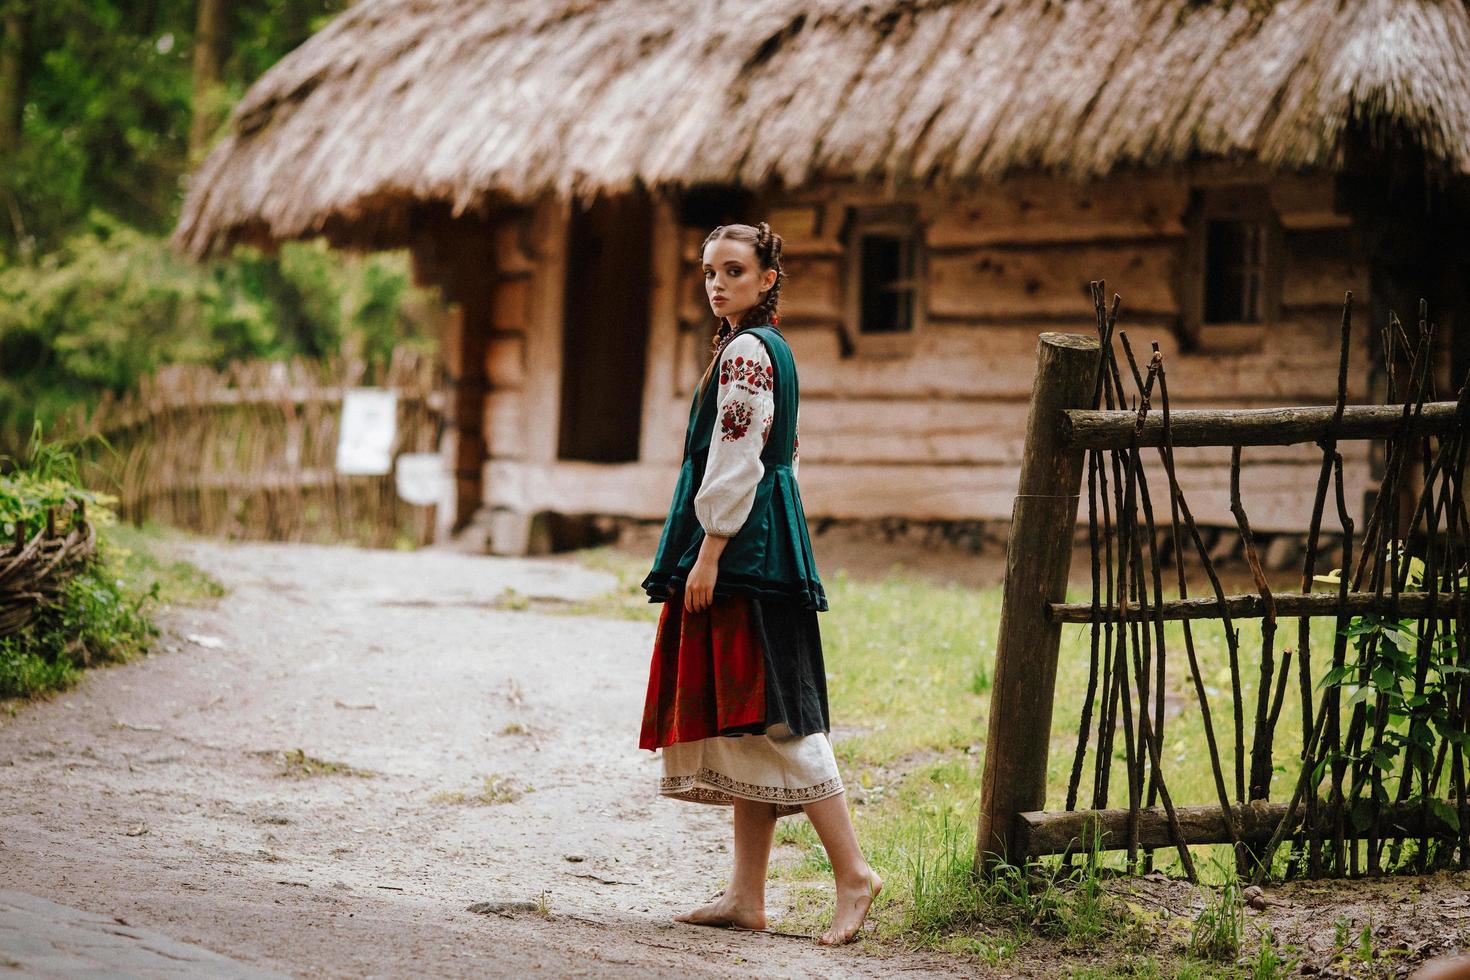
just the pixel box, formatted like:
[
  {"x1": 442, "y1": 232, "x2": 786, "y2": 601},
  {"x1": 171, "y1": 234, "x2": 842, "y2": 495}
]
[{"x1": 694, "y1": 332, "x2": 775, "y2": 537}]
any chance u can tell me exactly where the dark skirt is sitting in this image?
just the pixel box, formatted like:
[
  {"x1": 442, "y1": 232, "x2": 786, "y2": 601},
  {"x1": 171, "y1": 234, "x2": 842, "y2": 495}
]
[{"x1": 639, "y1": 591, "x2": 830, "y2": 751}]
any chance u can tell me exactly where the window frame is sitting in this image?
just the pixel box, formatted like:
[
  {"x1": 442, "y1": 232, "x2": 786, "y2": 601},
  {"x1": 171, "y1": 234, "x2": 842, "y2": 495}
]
[
  {"x1": 1179, "y1": 185, "x2": 1283, "y2": 353},
  {"x1": 841, "y1": 203, "x2": 926, "y2": 357}
]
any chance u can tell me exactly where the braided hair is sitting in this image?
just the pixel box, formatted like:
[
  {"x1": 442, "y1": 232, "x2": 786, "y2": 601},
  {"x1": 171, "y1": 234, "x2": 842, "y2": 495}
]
[{"x1": 696, "y1": 221, "x2": 785, "y2": 396}]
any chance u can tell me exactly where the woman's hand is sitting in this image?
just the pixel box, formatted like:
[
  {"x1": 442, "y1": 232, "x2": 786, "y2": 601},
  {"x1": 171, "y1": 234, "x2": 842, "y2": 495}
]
[{"x1": 684, "y1": 533, "x2": 731, "y2": 612}]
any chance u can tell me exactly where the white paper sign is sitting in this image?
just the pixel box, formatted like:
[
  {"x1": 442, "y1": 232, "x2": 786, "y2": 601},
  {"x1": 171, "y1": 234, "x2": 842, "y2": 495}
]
[
  {"x1": 336, "y1": 388, "x2": 398, "y2": 476},
  {"x1": 394, "y1": 452, "x2": 448, "y2": 506}
]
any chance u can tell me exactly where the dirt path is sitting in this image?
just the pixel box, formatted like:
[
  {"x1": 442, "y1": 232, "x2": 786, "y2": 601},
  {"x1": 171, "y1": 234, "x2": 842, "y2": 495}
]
[{"x1": 0, "y1": 537, "x2": 957, "y2": 979}]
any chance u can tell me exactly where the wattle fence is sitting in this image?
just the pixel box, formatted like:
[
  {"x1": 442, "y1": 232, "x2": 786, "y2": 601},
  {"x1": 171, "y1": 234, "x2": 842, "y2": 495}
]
[
  {"x1": 978, "y1": 286, "x2": 1468, "y2": 882},
  {"x1": 0, "y1": 501, "x2": 96, "y2": 641},
  {"x1": 57, "y1": 346, "x2": 445, "y2": 548}
]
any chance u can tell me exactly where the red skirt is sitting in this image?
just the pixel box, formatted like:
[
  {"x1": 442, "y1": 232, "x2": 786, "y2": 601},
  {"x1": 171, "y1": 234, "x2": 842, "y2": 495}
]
[{"x1": 639, "y1": 593, "x2": 766, "y2": 750}]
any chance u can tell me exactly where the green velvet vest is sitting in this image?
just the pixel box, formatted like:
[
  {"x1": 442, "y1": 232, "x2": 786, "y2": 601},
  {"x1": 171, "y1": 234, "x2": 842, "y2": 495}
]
[{"x1": 640, "y1": 324, "x2": 828, "y2": 612}]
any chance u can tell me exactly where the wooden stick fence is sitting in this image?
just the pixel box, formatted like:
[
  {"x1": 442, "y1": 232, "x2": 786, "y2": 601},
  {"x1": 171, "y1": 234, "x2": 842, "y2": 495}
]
[
  {"x1": 58, "y1": 346, "x2": 445, "y2": 548},
  {"x1": 0, "y1": 501, "x2": 96, "y2": 640},
  {"x1": 977, "y1": 287, "x2": 1470, "y2": 884}
]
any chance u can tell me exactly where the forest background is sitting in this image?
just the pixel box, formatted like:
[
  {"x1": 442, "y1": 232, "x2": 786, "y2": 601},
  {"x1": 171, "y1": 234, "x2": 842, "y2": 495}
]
[{"x1": 0, "y1": 0, "x2": 439, "y2": 457}]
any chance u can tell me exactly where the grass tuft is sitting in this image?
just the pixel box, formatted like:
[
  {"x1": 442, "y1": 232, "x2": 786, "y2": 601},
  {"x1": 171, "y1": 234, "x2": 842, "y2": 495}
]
[
  {"x1": 431, "y1": 773, "x2": 530, "y2": 805},
  {"x1": 1188, "y1": 857, "x2": 1243, "y2": 962},
  {"x1": 264, "y1": 747, "x2": 377, "y2": 779}
]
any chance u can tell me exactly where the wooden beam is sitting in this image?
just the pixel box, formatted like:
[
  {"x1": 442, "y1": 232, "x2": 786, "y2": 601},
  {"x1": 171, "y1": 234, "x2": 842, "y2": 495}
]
[
  {"x1": 975, "y1": 332, "x2": 1100, "y2": 871},
  {"x1": 1049, "y1": 590, "x2": 1460, "y2": 624},
  {"x1": 639, "y1": 196, "x2": 683, "y2": 465},
  {"x1": 522, "y1": 195, "x2": 570, "y2": 466},
  {"x1": 1064, "y1": 401, "x2": 1464, "y2": 450},
  {"x1": 410, "y1": 213, "x2": 496, "y2": 535},
  {"x1": 1016, "y1": 799, "x2": 1461, "y2": 856}
]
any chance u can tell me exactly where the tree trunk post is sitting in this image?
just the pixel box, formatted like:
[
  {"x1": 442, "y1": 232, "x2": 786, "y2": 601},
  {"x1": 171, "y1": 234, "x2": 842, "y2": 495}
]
[
  {"x1": 188, "y1": 0, "x2": 230, "y2": 166},
  {"x1": 975, "y1": 332, "x2": 1100, "y2": 873}
]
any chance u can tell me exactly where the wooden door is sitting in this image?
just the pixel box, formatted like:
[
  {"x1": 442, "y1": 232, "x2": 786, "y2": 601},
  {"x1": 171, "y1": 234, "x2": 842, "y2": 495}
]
[{"x1": 557, "y1": 192, "x2": 652, "y2": 462}]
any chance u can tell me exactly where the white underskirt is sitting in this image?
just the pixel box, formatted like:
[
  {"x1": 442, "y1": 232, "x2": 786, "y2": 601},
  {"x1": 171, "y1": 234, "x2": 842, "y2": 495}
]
[{"x1": 659, "y1": 726, "x2": 844, "y2": 817}]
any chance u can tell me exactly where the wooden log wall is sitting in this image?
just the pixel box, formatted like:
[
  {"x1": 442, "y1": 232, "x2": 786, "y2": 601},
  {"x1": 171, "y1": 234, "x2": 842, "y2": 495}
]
[
  {"x1": 471, "y1": 164, "x2": 1380, "y2": 540},
  {"x1": 473, "y1": 198, "x2": 572, "y2": 552}
]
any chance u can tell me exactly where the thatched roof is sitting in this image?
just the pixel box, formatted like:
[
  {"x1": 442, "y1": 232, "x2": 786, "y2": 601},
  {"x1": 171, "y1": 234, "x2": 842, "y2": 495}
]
[{"x1": 172, "y1": 0, "x2": 1470, "y2": 259}]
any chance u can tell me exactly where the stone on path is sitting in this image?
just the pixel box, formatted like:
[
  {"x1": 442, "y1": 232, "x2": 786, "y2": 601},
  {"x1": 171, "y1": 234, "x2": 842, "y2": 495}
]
[{"x1": 0, "y1": 889, "x2": 285, "y2": 979}]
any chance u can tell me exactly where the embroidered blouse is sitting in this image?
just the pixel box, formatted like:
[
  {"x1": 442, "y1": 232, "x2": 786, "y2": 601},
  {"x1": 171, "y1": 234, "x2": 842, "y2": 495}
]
[{"x1": 693, "y1": 331, "x2": 801, "y2": 537}]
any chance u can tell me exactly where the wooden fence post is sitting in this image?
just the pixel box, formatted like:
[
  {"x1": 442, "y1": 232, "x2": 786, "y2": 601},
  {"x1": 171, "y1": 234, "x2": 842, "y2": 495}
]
[{"x1": 975, "y1": 332, "x2": 1100, "y2": 872}]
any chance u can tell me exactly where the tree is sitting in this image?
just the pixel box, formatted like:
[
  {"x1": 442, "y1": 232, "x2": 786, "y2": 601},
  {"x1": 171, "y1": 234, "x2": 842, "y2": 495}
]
[
  {"x1": 0, "y1": 0, "x2": 34, "y2": 256},
  {"x1": 188, "y1": 0, "x2": 229, "y2": 166},
  {"x1": 0, "y1": 0, "x2": 32, "y2": 154}
]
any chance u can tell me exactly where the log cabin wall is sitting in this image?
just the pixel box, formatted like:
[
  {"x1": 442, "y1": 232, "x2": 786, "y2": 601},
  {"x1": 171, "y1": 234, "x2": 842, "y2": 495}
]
[
  {"x1": 469, "y1": 166, "x2": 1379, "y2": 554},
  {"x1": 477, "y1": 195, "x2": 686, "y2": 553},
  {"x1": 663, "y1": 164, "x2": 1376, "y2": 535}
]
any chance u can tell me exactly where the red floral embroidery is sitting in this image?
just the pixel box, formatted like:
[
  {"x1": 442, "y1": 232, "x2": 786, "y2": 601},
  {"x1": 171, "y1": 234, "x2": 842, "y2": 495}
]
[
  {"x1": 719, "y1": 353, "x2": 774, "y2": 392},
  {"x1": 760, "y1": 413, "x2": 772, "y2": 442},
  {"x1": 720, "y1": 401, "x2": 754, "y2": 441}
]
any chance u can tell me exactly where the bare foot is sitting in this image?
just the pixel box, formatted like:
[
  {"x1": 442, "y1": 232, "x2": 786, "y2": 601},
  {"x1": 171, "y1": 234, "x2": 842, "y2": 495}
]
[
  {"x1": 817, "y1": 870, "x2": 882, "y2": 946},
  {"x1": 673, "y1": 893, "x2": 766, "y2": 931}
]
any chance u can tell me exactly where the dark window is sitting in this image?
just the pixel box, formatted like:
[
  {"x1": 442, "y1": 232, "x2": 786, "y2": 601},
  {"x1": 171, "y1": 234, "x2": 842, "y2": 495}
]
[
  {"x1": 859, "y1": 234, "x2": 917, "y2": 333},
  {"x1": 1204, "y1": 219, "x2": 1265, "y2": 323},
  {"x1": 1179, "y1": 185, "x2": 1280, "y2": 350},
  {"x1": 845, "y1": 204, "x2": 922, "y2": 342}
]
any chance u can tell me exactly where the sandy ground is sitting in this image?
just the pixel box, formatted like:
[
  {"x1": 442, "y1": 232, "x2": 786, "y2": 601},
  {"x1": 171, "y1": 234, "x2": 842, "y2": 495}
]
[
  {"x1": 6, "y1": 534, "x2": 1470, "y2": 978},
  {"x1": 0, "y1": 537, "x2": 959, "y2": 979}
]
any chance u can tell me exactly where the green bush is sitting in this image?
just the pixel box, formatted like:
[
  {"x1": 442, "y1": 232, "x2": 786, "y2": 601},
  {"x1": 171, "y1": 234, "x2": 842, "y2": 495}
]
[
  {"x1": 0, "y1": 422, "x2": 160, "y2": 700},
  {"x1": 0, "y1": 215, "x2": 436, "y2": 453},
  {"x1": 0, "y1": 420, "x2": 119, "y2": 539},
  {"x1": 0, "y1": 540, "x2": 161, "y2": 699}
]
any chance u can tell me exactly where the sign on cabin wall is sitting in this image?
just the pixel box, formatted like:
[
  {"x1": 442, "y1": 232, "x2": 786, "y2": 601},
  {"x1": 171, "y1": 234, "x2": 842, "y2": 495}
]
[
  {"x1": 336, "y1": 388, "x2": 398, "y2": 475},
  {"x1": 394, "y1": 452, "x2": 448, "y2": 506}
]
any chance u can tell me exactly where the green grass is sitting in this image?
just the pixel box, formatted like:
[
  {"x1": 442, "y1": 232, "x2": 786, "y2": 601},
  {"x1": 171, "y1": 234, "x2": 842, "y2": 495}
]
[
  {"x1": 558, "y1": 546, "x2": 663, "y2": 622},
  {"x1": 1189, "y1": 856, "x2": 1244, "y2": 962},
  {"x1": 811, "y1": 569, "x2": 1350, "y2": 967},
  {"x1": 102, "y1": 520, "x2": 230, "y2": 606}
]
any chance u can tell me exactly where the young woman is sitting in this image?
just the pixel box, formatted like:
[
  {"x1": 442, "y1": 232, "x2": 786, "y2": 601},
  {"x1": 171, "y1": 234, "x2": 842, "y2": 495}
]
[{"x1": 639, "y1": 221, "x2": 881, "y2": 946}]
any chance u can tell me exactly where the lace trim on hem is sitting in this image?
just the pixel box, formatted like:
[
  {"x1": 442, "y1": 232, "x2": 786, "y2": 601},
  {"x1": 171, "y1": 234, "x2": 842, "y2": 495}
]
[
  {"x1": 661, "y1": 786, "x2": 805, "y2": 816},
  {"x1": 658, "y1": 768, "x2": 844, "y2": 807}
]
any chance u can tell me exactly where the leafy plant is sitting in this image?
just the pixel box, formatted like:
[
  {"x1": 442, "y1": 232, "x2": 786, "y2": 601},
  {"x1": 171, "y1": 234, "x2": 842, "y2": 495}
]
[
  {"x1": 1313, "y1": 543, "x2": 1468, "y2": 859},
  {"x1": 1356, "y1": 922, "x2": 1375, "y2": 964},
  {"x1": 0, "y1": 532, "x2": 162, "y2": 699},
  {"x1": 1188, "y1": 856, "x2": 1243, "y2": 962},
  {"x1": 1332, "y1": 913, "x2": 1352, "y2": 951},
  {"x1": 1250, "y1": 923, "x2": 1298, "y2": 979},
  {"x1": 0, "y1": 422, "x2": 162, "y2": 699},
  {"x1": 0, "y1": 419, "x2": 119, "y2": 537}
]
